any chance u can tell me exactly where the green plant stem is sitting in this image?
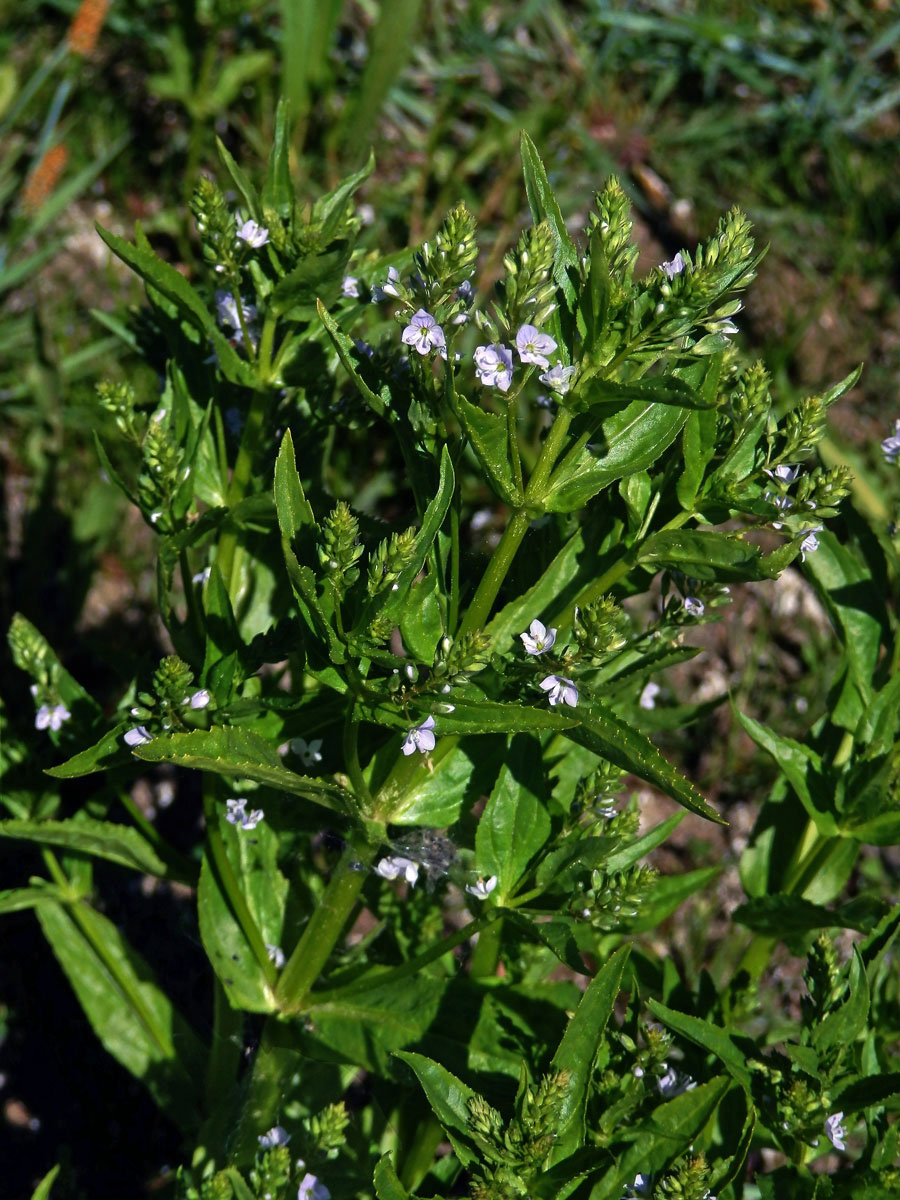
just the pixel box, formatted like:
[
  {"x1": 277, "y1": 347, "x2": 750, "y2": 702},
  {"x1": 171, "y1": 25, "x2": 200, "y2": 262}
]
[
  {"x1": 456, "y1": 409, "x2": 574, "y2": 639},
  {"x1": 736, "y1": 818, "x2": 839, "y2": 981},
  {"x1": 343, "y1": 704, "x2": 372, "y2": 808},
  {"x1": 215, "y1": 386, "x2": 270, "y2": 593},
  {"x1": 469, "y1": 914, "x2": 504, "y2": 978},
  {"x1": 276, "y1": 840, "x2": 377, "y2": 1012},
  {"x1": 201, "y1": 786, "x2": 278, "y2": 992},
  {"x1": 312, "y1": 909, "x2": 500, "y2": 1003},
  {"x1": 199, "y1": 976, "x2": 244, "y2": 1159}
]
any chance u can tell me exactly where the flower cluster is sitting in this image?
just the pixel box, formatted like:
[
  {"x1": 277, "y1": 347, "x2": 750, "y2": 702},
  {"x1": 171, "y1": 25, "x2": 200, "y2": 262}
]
[{"x1": 225, "y1": 797, "x2": 264, "y2": 830}]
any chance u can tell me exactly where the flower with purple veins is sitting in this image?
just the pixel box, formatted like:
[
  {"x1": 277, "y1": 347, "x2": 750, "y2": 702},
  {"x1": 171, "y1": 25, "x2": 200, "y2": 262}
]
[
  {"x1": 237, "y1": 219, "x2": 269, "y2": 247},
  {"x1": 401, "y1": 716, "x2": 436, "y2": 756},
  {"x1": 401, "y1": 309, "x2": 446, "y2": 357},
  {"x1": 375, "y1": 856, "x2": 420, "y2": 886},
  {"x1": 882, "y1": 420, "x2": 900, "y2": 463},
  {"x1": 258, "y1": 1125, "x2": 290, "y2": 1148},
  {"x1": 290, "y1": 737, "x2": 323, "y2": 768},
  {"x1": 825, "y1": 1111, "x2": 846, "y2": 1152},
  {"x1": 660, "y1": 252, "x2": 686, "y2": 279},
  {"x1": 539, "y1": 363, "x2": 577, "y2": 395},
  {"x1": 516, "y1": 324, "x2": 558, "y2": 368},
  {"x1": 800, "y1": 526, "x2": 823, "y2": 561},
  {"x1": 474, "y1": 343, "x2": 514, "y2": 391},
  {"x1": 124, "y1": 725, "x2": 153, "y2": 747},
  {"x1": 520, "y1": 619, "x2": 557, "y2": 655},
  {"x1": 298, "y1": 1174, "x2": 330, "y2": 1200},
  {"x1": 465, "y1": 876, "x2": 498, "y2": 900},
  {"x1": 35, "y1": 703, "x2": 71, "y2": 732},
  {"x1": 225, "y1": 797, "x2": 264, "y2": 830},
  {"x1": 540, "y1": 675, "x2": 579, "y2": 708}
]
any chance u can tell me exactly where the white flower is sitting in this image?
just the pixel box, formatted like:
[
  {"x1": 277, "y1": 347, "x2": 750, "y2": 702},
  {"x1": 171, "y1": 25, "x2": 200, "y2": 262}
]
[
  {"x1": 341, "y1": 275, "x2": 359, "y2": 298},
  {"x1": 35, "y1": 703, "x2": 71, "y2": 732},
  {"x1": 660, "y1": 252, "x2": 686, "y2": 279},
  {"x1": 187, "y1": 689, "x2": 211, "y2": 710},
  {"x1": 290, "y1": 737, "x2": 323, "y2": 768},
  {"x1": 225, "y1": 798, "x2": 264, "y2": 830},
  {"x1": 538, "y1": 363, "x2": 577, "y2": 395},
  {"x1": 825, "y1": 1111, "x2": 846, "y2": 1151},
  {"x1": 237, "y1": 219, "x2": 269, "y2": 247},
  {"x1": 540, "y1": 675, "x2": 578, "y2": 708},
  {"x1": 298, "y1": 1174, "x2": 330, "y2": 1200},
  {"x1": 465, "y1": 876, "x2": 498, "y2": 900},
  {"x1": 266, "y1": 944, "x2": 285, "y2": 969},
  {"x1": 800, "y1": 526, "x2": 823, "y2": 561},
  {"x1": 401, "y1": 309, "x2": 446, "y2": 356},
  {"x1": 639, "y1": 682, "x2": 660, "y2": 710},
  {"x1": 520, "y1": 619, "x2": 557, "y2": 655},
  {"x1": 474, "y1": 343, "x2": 514, "y2": 391},
  {"x1": 372, "y1": 265, "x2": 401, "y2": 301},
  {"x1": 624, "y1": 1174, "x2": 652, "y2": 1198},
  {"x1": 657, "y1": 1064, "x2": 696, "y2": 1098},
  {"x1": 375, "y1": 855, "x2": 420, "y2": 886},
  {"x1": 124, "y1": 725, "x2": 153, "y2": 746},
  {"x1": 683, "y1": 597, "x2": 705, "y2": 617},
  {"x1": 215, "y1": 289, "x2": 257, "y2": 330},
  {"x1": 401, "y1": 716, "x2": 436, "y2": 756},
  {"x1": 515, "y1": 324, "x2": 557, "y2": 368},
  {"x1": 881, "y1": 420, "x2": 900, "y2": 463},
  {"x1": 258, "y1": 1125, "x2": 290, "y2": 1148},
  {"x1": 764, "y1": 463, "x2": 800, "y2": 484},
  {"x1": 192, "y1": 566, "x2": 211, "y2": 585}
]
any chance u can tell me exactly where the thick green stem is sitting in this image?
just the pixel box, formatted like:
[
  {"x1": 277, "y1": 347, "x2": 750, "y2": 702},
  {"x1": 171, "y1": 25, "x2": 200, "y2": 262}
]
[
  {"x1": 215, "y1": 386, "x2": 270, "y2": 593},
  {"x1": 469, "y1": 915, "x2": 504, "y2": 978},
  {"x1": 276, "y1": 840, "x2": 377, "y2": 1012}
]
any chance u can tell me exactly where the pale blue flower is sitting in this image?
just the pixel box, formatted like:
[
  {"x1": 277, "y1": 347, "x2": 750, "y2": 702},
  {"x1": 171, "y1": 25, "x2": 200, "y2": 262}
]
[
  {"x1": 35, "y1": 703, "x2": 70, "y2": 732},
  {"x1": 516, "y1": 324, "x2": 557, "y2": 368},
  {"x1": 237, "y1": 219, "x2": 269, "y2": 247},
  {"x1": 225, "y1": 797, "x2": 264, "y2": 830},
  {"x1": 465, "y1": 876, "x2": 498, "y2": 899},
  {"x1": 520, "y1": 619, "x2": 557, "y2": 655},
  {"x1": 639, "y1": 682, "x2": 660, "y2": 710},
  {"x1": 290, "y1": 737, "x2": 323, "y2": 768},
  {"x1": 539, "y1": 363, "x2": 577, "y2": 395},
  {"x1": 258, "y1": 1125, "x2": 290, "y2": 1148},
  {"x1": 661, "y1": 252, "x2": 686, "y2": 279},
  {"x1": 882, "y1": 420, "x2": 900, "y2": 463},
  {"x1": 187, "y1": 690, "x2": 210, "y2": 709},
  {"x1": 298, "y1": 1174, "x2": 330, "y2": 1200},
  {"x1": 401, "y1": 716, "x2": 436, "y2": 756},
  {"x1": 540, "y1": 675, "x2": 578, "y2": 708},
  {"x1": 683, "y1": 597, "x2": 705, "y2": 617},
  {"x1": 341, "y1": 275, "x2": 360, "y2": 298},
  {"x1": 800, "y1": 526, "x2": 823, "y2": 561},
  {"x1": 401, "y1": 309, "x2": 446, "y2": 356},
  {"x1": 825, "y1": 1111, "x2": 846, "y2": 1152},
  {"x1": 375, "y1": 855, "x2": 420, "y2": 886},
  {"x1": 474, "y1": 343, "x2": 514, "y2": 391},
  {"x1": 124, "y1": 725, "x2": 152, "y2": 746}
]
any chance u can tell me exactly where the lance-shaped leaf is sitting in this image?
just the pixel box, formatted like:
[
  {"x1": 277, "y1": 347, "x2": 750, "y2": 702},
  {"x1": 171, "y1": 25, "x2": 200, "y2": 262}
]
[
  {"x1": 549, "y1": 944, "x2": 631, "y2": 1161},
  {"x1": 520, "y1": 131, "x2": 578, "y2": 307},
  {"x1": 639, "y1": 528, "x2": 773, "y2": 582},
  {"x1": 393, "y1": 1051, "x2": 480, "y2": 1168},
  {"x1": 733, "y1": 709, "x2": 835, "y2": 835},
  {"x1": 647, "y1": 1000, "x2": 753, "y2": 1090},
  {"x1": 567, "y1": 373, "x2": 713, "y2": 415},
  {"x1": 812, "y1": 947, "x2": 869, "y2": 1054},
  {"x1": 131, "y1": 726, "x2": 351, "y2": 813},
  {"x1": 37, "y1": 900, "x2": 206, "y2": 1132},
  {"x1": 274, "y1": 428, "x2": 316, "y2": 534},
  {"x1": 568, "y1": 702, "x2": 724, "y2": 824},
  {"x1": 0, "y1": 816, "x2": 184, "y2": 881},
  {"x1": 589, "y1": 1077, "x2": 732, "y2": 1200},
  {"x1": 373, "y1": 1155, "x2": 411, "y2": 1200},
  {"x1": 475, "y1": 735, "x2": 550, "y2": 899},
  {"x1": 542, "y1": 401, "x2": 690, "y2": 513},
  {"x1": 45, "y1": 721, "x2": 132, "y2": 779},
  {"x1": 318, "y1": 299, "x2": 388, "y2": 417},
  {"x1": 453, "y1": 390, "x2": 522, "y2": 505}
]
